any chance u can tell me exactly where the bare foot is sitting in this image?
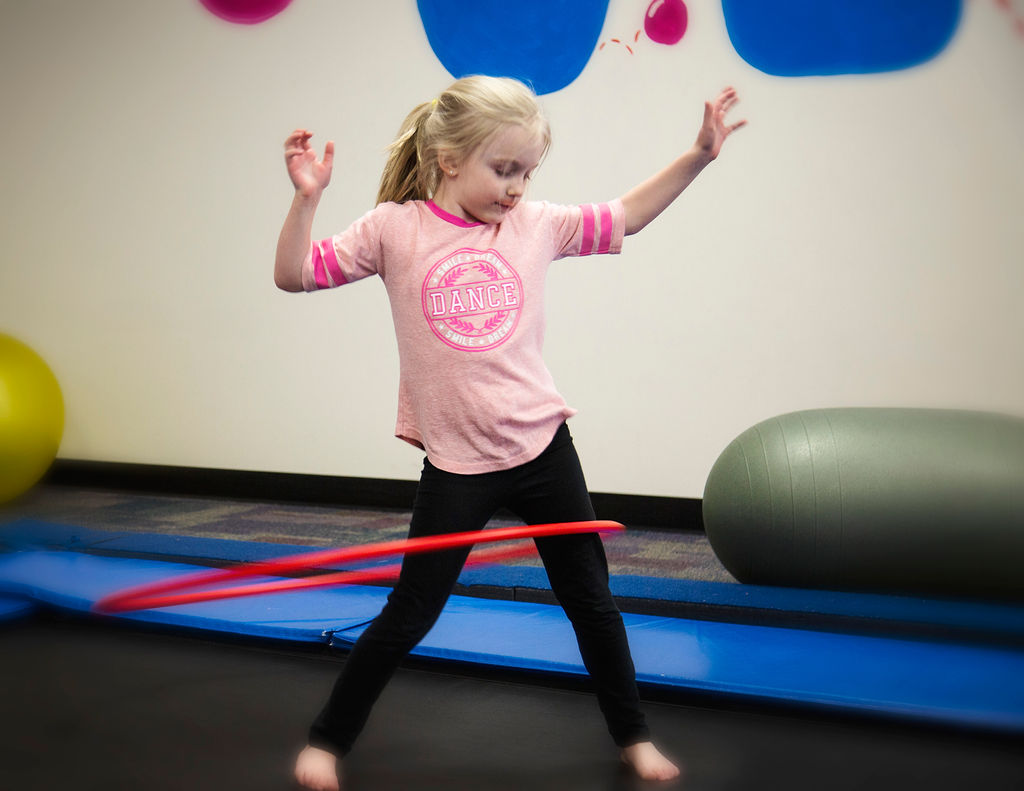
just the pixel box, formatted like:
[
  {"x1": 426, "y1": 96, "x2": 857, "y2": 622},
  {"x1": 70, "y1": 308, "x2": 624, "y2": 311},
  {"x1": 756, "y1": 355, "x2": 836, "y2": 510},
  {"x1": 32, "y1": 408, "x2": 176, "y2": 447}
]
[
  {"x1": 620, "y1": 741, "x2": 681, "y2": 782},
  {"x1": 294, "y1": 745, "x2": 340, "y2": 791}
]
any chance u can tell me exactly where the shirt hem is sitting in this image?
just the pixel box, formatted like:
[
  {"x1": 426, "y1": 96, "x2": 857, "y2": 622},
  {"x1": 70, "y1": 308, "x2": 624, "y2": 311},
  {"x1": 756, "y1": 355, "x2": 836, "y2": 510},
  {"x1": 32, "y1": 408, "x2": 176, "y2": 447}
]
[{"x1": 397, "y1": 412, "x2": 575, "y2": 476}]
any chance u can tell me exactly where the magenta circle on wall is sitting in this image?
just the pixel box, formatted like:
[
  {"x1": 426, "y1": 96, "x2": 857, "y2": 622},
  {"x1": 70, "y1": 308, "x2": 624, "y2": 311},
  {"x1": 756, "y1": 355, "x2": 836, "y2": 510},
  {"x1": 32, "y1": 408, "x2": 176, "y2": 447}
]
[
  {"x1": 644, "y1": 0, "x2": 688, "y2": 45},
  {"x1": 199, "y1": 0, "x2": 293, "y2": 25}
]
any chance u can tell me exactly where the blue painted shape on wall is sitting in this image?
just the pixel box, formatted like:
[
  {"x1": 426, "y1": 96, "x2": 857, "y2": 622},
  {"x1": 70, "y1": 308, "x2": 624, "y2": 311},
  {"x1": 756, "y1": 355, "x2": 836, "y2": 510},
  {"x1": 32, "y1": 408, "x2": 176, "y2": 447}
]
[
  {"x1": 416, "y1": 0, "x2": 609, "y2": 95},
  {"x1": 721, "y1": 0, "x2": 963, "y2": 77}
]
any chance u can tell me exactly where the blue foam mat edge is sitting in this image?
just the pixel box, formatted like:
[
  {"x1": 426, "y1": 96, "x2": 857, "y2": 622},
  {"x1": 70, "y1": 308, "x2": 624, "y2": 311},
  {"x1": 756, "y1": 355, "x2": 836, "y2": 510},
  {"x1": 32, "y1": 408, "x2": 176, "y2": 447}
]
[
  {"x1": 0, "y1": 594, "x2": 36, "y2": 622},
  {"x1": 1, "y1": 548, "x2": 1023, "y2": 734},
  {"x1": 3, "y1": 518, "x2": 1023, "y2": 639}
]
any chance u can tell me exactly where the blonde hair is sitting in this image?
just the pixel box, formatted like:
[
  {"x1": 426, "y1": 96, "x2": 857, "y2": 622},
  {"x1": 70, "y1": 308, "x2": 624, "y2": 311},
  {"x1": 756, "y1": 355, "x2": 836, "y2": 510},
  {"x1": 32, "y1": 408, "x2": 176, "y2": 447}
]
[{"x1": 376, "y1": 75, "x2": 551, "y2": 205}]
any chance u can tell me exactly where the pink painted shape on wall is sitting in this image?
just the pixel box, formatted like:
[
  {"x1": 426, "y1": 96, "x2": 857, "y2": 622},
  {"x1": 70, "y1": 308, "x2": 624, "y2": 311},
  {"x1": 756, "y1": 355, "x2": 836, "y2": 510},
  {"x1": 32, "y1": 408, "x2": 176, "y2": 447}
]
[
  {"x1": 199, "y1": 0, "x2": 293, "y2": 25},
  {"x1": 644, "y1": 0, "x2": 688, "y2": 45}
]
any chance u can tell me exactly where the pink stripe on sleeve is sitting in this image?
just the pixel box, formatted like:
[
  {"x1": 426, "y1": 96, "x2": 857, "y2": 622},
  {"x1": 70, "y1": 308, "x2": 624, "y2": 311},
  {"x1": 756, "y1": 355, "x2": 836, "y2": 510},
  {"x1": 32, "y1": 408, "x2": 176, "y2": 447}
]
[
  {"x1": 579, "y1": 204, "x2": 596, "y2": 255},
  {"x1": 312, "y1": 242, "x2": 329, "y2": 289},
  {"x1": 596, "y1": 203, "x2": 613, "y2": 254},
  {"x1": 321, "y1": 238, "x2": 347, "y2": 286}
]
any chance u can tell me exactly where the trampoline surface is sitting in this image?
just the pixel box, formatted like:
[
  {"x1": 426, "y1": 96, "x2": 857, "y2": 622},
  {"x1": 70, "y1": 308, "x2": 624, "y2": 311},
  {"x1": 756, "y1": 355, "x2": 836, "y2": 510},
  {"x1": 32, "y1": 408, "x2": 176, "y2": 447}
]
[{"x1": 1, "y1": 616, "x2": 1022, "y2": 791}]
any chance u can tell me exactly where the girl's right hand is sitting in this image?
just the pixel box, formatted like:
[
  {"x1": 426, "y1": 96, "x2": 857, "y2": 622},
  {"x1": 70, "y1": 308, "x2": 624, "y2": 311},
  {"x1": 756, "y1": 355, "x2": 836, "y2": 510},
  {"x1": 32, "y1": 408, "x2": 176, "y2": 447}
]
[{"x1": 284, "y1": 129, "x2": 334, "y2": 197}]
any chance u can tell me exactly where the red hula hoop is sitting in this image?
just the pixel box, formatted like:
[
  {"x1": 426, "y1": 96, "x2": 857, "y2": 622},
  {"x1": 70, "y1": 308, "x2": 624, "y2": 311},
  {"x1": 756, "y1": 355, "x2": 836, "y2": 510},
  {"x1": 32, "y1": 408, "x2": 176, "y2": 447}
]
[{"x1": 93, "y1": 520, "x2": 623, "y2": 614}]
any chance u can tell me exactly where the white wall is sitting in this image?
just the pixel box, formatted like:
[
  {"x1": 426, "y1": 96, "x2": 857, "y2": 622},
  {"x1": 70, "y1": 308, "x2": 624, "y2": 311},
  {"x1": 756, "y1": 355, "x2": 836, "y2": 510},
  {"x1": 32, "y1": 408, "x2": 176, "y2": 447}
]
[{"x1": 2, "y1": 1, "x2": 1021, "y2": 498}]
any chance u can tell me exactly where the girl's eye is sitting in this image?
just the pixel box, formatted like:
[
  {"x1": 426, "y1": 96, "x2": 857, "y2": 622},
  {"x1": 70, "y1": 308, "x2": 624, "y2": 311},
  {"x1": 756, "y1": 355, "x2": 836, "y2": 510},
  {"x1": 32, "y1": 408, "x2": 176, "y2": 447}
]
[{"x1": 493, "y1": 163, "x2": 534, "y2": 179}]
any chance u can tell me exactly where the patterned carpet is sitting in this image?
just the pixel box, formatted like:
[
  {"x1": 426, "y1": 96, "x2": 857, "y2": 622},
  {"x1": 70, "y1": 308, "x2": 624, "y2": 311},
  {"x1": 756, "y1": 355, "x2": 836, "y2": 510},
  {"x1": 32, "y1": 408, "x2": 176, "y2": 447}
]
[{"x1": 0, "y1": 485, "x2": 736, "y2": 583}]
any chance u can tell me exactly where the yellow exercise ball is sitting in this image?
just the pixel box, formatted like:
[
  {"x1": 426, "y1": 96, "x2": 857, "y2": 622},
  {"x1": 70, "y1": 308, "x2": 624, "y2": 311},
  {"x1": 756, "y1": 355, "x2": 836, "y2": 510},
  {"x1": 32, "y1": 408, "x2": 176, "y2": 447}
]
[{"x1": 0, "y1": 334, "x2": 64, "y2": 503}]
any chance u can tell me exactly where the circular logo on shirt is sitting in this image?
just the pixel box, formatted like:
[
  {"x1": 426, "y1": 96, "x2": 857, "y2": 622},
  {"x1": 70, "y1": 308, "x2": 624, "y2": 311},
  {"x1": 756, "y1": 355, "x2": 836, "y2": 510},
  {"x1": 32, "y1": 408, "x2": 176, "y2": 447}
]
[{"x1": 421, "y1": 248, "x2": 522, "y2": 352}]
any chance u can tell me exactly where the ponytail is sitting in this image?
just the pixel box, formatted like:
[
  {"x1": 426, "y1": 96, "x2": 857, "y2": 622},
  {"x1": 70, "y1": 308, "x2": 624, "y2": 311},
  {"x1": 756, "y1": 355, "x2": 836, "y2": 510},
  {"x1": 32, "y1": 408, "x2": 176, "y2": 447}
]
[{"x1": 376, "y1": 101, "x2": 434, "y2": 205}]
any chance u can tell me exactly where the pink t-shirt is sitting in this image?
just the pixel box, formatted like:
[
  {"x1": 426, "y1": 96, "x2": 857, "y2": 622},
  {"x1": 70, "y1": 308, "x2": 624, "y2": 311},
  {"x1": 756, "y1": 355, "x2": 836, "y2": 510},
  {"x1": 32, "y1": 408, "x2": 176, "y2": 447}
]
[{"x1": 303, "y1": 199, "x2": 624, "y2": 474}]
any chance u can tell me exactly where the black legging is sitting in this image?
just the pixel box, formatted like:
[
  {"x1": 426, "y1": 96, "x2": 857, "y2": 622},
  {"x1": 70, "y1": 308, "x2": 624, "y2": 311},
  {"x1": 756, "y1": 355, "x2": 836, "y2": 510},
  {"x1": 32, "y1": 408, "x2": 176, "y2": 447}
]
[{"x1": 308, "y1": 423, "x2": 650, "y2": 754}]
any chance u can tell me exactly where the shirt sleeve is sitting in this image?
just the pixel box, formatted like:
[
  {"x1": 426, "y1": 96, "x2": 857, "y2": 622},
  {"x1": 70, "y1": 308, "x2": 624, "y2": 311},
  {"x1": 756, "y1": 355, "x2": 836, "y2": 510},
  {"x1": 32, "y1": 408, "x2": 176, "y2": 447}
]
[
  {"x1": 301, "y1": 207, "x2": 386, "y2": 292},
  {"x1": 546, "y1": 199, "x2": 626, "y2": 260}
]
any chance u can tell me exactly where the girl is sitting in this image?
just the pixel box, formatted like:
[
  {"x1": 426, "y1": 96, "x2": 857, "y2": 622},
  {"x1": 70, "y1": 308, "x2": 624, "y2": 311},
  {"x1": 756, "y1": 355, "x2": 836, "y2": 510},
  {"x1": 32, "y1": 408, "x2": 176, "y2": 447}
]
[{"x1": 276, "y1": 76, "x2": 744, "y2": 791}]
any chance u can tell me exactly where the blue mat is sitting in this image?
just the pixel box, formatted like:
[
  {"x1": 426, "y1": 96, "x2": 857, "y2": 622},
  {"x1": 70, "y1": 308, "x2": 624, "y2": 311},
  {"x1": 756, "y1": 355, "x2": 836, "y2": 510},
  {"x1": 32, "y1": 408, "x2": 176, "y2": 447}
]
[
  {"x1": 0, "y1": 550, "x2": 384, "y2": 642},
  {"x1": 1, "y1": 547, "x2": 1023, "y2": 734},
  {"x1": 4, "y1": 518, "x2": 1024, "y2": 642},
  {"x1": 0, "y1": 594, "x2": 35, "y2": 622}
]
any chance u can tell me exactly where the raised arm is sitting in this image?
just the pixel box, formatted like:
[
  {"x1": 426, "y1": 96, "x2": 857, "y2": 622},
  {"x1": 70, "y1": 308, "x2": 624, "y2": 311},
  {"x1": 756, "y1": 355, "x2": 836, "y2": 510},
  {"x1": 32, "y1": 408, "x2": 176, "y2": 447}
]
[
  {"x1": 620, "y1": 88, "x2": 746, "y2": 236},
  {"x1": 275, "y1": 130, "x2": 335, "y2": 292}
]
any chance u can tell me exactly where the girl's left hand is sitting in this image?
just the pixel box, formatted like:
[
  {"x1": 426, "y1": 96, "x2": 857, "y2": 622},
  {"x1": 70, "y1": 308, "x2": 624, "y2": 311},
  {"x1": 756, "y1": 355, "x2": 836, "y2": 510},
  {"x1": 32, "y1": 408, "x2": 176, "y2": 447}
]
[{"x1": 696, "y1": 87, "x2": 746, "y2": 160}]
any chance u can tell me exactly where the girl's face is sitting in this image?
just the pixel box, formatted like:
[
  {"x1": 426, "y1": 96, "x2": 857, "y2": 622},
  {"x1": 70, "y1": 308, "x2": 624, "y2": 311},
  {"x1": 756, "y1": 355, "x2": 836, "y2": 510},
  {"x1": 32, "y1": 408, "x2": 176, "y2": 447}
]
[{"x1": 434, "y1": 123, "x2": 546, "y2": 225}]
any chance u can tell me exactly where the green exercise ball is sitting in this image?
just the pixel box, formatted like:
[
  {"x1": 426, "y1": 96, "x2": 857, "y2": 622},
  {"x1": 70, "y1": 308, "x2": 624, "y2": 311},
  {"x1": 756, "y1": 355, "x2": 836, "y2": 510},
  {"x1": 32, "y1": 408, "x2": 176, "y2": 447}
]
[
  {"x1": 0, "y1": 334, "x2": 64, "y2": 503},
  {"x1": 703, "y1": 408, "x2": 1024, "y2": 598}
]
